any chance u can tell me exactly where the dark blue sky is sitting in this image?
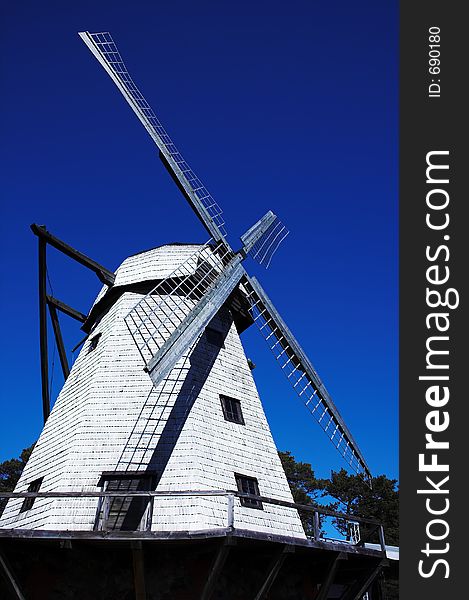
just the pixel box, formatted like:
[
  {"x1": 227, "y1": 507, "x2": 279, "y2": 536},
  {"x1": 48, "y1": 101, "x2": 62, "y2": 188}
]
[{"x1": 1, "y1": 1, "x2": 398, "y2": 480}]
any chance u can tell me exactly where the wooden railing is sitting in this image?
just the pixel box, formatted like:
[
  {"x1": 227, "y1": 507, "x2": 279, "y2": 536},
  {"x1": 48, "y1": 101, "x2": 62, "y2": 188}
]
[{"x1": 0, "y1": 489, "x2": 386, "y2": 553}]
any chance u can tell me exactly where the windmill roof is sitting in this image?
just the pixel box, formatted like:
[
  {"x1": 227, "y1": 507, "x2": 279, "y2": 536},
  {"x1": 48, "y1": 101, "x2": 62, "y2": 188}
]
[
  {"x1": 127, "y1": 242, "x2": 205, "y2": 258},
  {"x1": 114, "y1": 243, "x2": 205, "y2": 286},
  {"x1": 90, "y1": 243, "x2": 206, "y2": 313}
]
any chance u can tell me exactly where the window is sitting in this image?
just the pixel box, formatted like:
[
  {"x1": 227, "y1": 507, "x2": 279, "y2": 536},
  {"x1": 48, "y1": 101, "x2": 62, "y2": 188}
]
[
  {"x1": 95, "y1": 471, "x2": 156, "y2": 531},
  {"x1": 220, "y1": 395, "x2": 245, "y2": 425},
  {"x1": 20, "y1": 478, "x2": 43, "y2": 513},
  {"x1": 235, "y1": 474, "x2": 263, "y2": 510},
  {"x1": 205, "y1": 327, "x2": 225, "y2": 348},
  {"x1": 88, "y1": 333, "x2": 101, "y2": 353}
]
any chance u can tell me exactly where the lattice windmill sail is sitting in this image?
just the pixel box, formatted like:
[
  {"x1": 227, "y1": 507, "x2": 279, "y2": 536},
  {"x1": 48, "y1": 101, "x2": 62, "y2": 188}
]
[{"x1": 79, "y1": 31, "x2": 370, "y2": 479}]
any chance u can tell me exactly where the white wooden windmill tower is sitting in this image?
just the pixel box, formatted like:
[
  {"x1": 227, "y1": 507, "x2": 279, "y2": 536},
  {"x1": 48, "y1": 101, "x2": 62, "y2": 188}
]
[{"x1": 0, "y1": 32, "x2": 391, "y2": 600}]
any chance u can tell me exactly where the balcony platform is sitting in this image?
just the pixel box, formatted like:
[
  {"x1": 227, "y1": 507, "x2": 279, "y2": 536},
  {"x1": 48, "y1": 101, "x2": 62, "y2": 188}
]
[{"x1": 0, "y1": 526, "x2": 396, "y2": 600}]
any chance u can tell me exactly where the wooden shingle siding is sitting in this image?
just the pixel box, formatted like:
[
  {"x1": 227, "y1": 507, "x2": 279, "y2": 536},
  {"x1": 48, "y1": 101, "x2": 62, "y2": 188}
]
[
  {"x1": 0, "y1": 245, "x2": 305, "y2": 539},
  {"x1": 91, "y1": 244, "x2": 204, "y2": 310}
]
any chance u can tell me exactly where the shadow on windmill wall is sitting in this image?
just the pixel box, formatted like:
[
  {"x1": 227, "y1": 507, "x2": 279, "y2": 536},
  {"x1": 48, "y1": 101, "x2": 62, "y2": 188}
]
[
  {"x1": 102, "y1": 312, "x2": 231, "y2": 531},
  {"x1": 146, "y1": 316, "x2": 230, "y2": 475}
]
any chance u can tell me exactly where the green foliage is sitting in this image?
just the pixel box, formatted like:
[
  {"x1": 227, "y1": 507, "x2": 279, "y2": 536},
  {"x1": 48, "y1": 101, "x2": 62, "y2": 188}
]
[
  {"x1": 278, "y1": 450, "x2": 325, "y2": 535},
  {"x1": 0, "y1": 444, "x2": 35, "y2": 516},
  {"x1": 323, "y1": 468, "x2": 368, "y2": 514},
  {"x1": 323, "y1": 468, "x2": 399, "y2": 546},
  {"x1": 355, "y1": 474, "x2": 399, "y2": 546},
  {"x1": 278, "y1": 451, "x2": 324, "y2": 503},
  {"x1": 279, "y1": 453, "x2": 399, "y2": 547}
]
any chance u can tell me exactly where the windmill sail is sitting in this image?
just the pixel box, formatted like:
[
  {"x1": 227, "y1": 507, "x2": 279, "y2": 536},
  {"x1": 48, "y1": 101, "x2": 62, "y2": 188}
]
[
  {"x1": 241, "y1": 211, "x2": 289, "y2": 268},
  {"x1": 79, "y1": 31, "x2": 227, "y2": 243},
  {"x1": 244, "y1": 276, "x2": 371, "y2": 480},
  {"x1": 125, "y1": 243, "x2": 243, "y2": 388}
]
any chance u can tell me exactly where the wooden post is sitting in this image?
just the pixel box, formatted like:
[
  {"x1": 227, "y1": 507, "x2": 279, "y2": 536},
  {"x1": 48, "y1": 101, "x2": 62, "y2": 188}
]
[
  {"x1": 313, "y1": 510, "x2": 321, "y2": 541},
  {"x1": 378, "y1": 524, "x2": 386, "y2": 554},
  {"x1": 38, "y1": 238, "x2": 50, "y2": 423},
  {"x1": 227, "y1": 494, "x2": 235, "y2": 529},
  {"x1": 131, "y1": 542, "x2": 146, "y2": 600}
]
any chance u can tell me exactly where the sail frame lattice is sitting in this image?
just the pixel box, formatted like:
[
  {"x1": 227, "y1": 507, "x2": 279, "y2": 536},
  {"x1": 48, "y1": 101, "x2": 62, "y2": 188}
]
[
  {"x1": 124, "y1": 243, "x2": 235, "y2": 366},
  {"x1": 81, "y1": 31, "x2": 227, "y2": 239},
  {"x1": 243, "y1": 277, "x2": 371, "y2": 480}
]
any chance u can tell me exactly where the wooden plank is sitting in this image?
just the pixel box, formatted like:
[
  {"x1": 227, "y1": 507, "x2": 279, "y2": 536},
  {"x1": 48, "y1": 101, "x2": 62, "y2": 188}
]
[{"x1": 253, "y1": 545, "x2": 293, "y2": 600}]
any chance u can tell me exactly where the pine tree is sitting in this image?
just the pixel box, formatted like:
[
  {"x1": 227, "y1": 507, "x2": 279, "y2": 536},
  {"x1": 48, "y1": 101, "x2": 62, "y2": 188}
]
[{"x1": 0, "y1": 444, "x2": 35, "y2": 516}]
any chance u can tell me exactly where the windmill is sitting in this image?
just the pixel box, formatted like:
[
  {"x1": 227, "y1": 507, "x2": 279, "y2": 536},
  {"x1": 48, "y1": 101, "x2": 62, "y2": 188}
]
[
  {"x1": 0, "y1": 32, "x2": 391, "y2": 600},
  {"x1": 76, "y1": 31, "x2": 370, "y2": 481}
]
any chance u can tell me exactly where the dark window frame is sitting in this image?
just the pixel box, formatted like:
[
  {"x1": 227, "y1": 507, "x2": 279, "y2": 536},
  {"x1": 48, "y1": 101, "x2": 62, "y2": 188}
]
[
  {"x1": 95, "y1": 471, "x2": 157, "y2": 532},
  {"x1": 220, "y1": 395, "x2": 245, "y2": 425},
  {"x1": 234, "y1": 473, "x2": 263, "y2": 510},
  {"x1": 20, "y1": 477, "x2": 44, "y2": 513}
]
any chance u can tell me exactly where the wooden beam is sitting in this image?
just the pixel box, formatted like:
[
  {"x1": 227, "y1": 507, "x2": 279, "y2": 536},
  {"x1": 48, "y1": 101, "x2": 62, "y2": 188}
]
[
  {"x1": 253, "y1": 545, "x2": 293, "y2": 600},
  {"x1": 38, "y1": 238, "x2": 50, "y2": 423},
  {"x1": 0, "y1": 550, "x2": 26, "y2": 600},
  {"x1": 48, "y1": 303, "x2": 70, "y2": 379},
  {"x1": 0, "y1": 527, "x2": 384, "y2": 559},
  {"x1": 200, "y1": 538, "x2": 234, "y2": 600},
  {"x1": 131, "y1": 542, "x2": 146, "y2": 600},
  {"x1": 71, "y1": 334, "x2": 89, "y2": 353},
  {"x1": 316, "y1": 552, "x2": 347, "y2": 600},
  {"x1": 341, "y1": 560, "x2": 388, "y2": 600},
  {"x1": 46, "y1": 295, "x2": 87, "y2": 323},
  {"x1": 31, "y1": 224, "x2": 115, "y2": 286}
]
